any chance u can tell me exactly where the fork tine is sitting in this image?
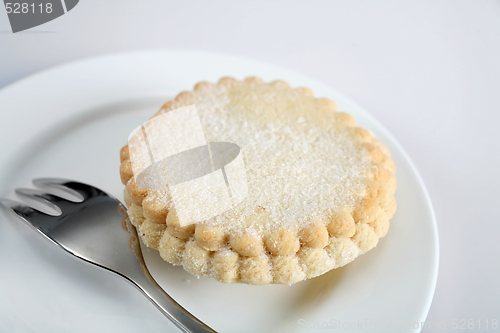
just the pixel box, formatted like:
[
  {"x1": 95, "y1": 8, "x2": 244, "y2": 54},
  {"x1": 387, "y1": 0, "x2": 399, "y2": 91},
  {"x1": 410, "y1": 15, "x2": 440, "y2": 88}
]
[
  {"x1": 0, "y1": 197, "x2": 51, "y2": 221},
  {"x1": 33, "y1": 178, "x2": 85, "y2": 202},
  {"x1": 1, "y1": 197, "x2": 66, "y2": 234},
  {"x1": 49, "y1": 180, "x2": 108, "y2": 200},
  {"x1": 15, "y1": 188, "x2": 63, "y2": 215}
]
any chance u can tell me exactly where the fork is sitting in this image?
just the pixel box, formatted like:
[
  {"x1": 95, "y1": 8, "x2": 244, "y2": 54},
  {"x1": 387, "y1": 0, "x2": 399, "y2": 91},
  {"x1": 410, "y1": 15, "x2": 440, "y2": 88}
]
[{"x1": 0, "y1": 178, "x2": 216, "y2": 333}]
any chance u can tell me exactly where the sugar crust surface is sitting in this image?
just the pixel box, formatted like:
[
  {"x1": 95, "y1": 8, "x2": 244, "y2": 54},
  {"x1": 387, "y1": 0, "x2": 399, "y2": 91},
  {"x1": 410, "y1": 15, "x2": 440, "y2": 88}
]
[{"x1": 120, "y1": 77, "x2": 397, "y2": 285}]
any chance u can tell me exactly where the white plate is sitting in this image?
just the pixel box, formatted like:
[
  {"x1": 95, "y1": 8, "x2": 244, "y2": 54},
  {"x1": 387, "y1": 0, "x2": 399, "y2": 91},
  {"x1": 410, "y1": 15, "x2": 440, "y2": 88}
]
[{"x1": 0, "y1": 50, "x2": 438, "y2": 333}]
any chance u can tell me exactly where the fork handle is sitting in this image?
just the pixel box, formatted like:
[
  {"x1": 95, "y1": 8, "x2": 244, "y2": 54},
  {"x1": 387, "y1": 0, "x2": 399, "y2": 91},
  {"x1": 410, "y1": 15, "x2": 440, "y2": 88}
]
[
  {"x1": 127, "y1": 267, "x2": 216, "y2": 333},
  {"x1": 124, "y1": 226, "x2": 217, "y2": 333}
]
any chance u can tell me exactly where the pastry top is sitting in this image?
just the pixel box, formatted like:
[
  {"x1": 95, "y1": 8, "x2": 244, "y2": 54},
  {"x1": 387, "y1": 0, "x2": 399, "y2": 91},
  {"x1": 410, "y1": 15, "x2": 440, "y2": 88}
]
[{"x1": 119, "y1": 77, "x2": 397, "y2": 284}]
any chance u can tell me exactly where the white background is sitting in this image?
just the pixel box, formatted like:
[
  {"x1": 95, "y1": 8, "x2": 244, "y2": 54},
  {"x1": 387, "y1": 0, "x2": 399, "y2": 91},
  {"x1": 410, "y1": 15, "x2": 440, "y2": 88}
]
[{"x1": 0, "y1": 0, "x2": 499, "y2": 331}]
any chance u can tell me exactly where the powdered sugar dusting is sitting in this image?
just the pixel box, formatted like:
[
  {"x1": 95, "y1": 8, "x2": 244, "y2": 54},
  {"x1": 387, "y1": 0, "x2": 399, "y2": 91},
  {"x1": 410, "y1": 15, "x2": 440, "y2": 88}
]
[{"x1": 158, "y1": 82, "x2": 370, "y2": 234}]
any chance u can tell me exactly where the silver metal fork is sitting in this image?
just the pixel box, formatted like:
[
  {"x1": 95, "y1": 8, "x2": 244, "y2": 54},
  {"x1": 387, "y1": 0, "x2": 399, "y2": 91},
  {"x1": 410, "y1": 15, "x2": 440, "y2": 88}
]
[{"x1": 0, "y1": 178, "x2": 216, "y2": 333}]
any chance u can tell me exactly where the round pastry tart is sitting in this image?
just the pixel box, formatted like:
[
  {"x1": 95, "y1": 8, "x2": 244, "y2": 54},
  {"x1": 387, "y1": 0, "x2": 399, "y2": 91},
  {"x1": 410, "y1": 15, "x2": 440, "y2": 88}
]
[{"x1": 119, "y1": 77, "x2": 397, "y2": 285}]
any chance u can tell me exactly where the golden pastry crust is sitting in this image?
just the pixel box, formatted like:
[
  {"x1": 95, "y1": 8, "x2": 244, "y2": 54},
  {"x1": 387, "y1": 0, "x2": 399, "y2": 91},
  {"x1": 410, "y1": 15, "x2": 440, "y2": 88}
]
[{"x1": 120, "y1": 77, "x2": 397, "y2": 285}]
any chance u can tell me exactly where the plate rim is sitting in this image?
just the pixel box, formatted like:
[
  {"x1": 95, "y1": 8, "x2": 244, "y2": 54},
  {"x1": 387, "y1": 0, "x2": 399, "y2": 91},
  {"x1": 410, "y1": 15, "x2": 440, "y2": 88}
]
[{"x1": 0, "y1": 49, "x2": 439, "y2": 332}]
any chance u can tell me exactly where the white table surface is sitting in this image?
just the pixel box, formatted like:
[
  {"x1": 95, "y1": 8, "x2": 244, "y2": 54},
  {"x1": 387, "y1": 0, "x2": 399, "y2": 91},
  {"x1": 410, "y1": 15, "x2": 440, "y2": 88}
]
[{"x1": 0, "y1": 1, "x2": 498, "y2": 332}]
